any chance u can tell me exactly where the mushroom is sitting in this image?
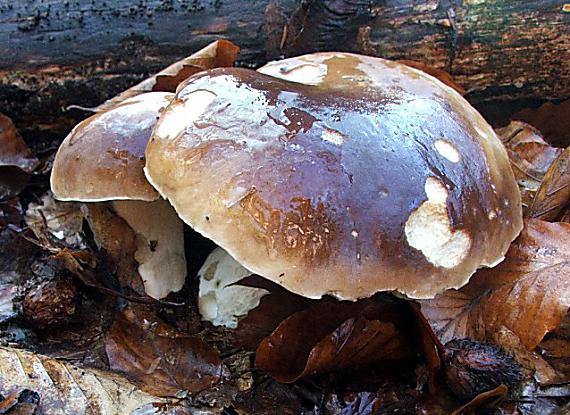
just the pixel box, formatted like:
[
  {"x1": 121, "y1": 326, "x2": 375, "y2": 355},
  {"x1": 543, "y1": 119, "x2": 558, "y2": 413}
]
[
  {"x1": 51, "y1": 92, "x2": 187, "y2": 300},
  {"x1": 197, "y1": 247, "x2": 268, "y2": 328},
  {"x1": 145, "y1": 52, "x2": 522, "y2": 301}
]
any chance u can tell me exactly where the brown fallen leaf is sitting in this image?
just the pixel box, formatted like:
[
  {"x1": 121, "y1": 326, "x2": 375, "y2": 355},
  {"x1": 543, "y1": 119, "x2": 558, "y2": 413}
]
[
  {"x1": 492, "y1": 326, "x2": 565, "y2": 386},
  {"x1": 398, "y1": 60, "x2": 465, "y2": 95},
  {"x1": 96, "y1": 40, "x2": 240, "y2": 111},
  {"x1": 513, "y1": 100, "x2": 570, "y2": 148},
  {"x1": 106, "y1": 306, "x2": 225, "y2": 397},
  {"x1": 0, "y1": 114, "x2": 38, "y2": 173},
  {"x1": 0, "y1": 346, "x2": 182, "y2": 414},
  {"x1": 420, "y1": 219, "x2": 570, "y2": 351},
  {"x1": 25, "y1": 191, "x2": 86, "y2": 249},
  {"x1": 537, "y1": 313, "x2": 570, "y2": 382},
  {"x1": 528, "y1": 146, "x2": 570, "y2": 221},
  {"x1": 0, "y1": 388, "x2": 39, "y2": 415},
  {"x1": 0, "y1": 114, "x2": 39, "y2": 200},
  {"x1": 497, "y1": 121, "x2": 564, "y2": 211},
  {"x1": 255, "y1": 295, "x2": 413, "y2": 383},
  {"x1": 82, "y1": 203, "x2": 145, "y2": 295},
  {"x1": 450, "y1": 384, "x2": 508, "y2": 415},
  {"x1": 229, "y1": 275, "x2": 313, "y2": 350}
]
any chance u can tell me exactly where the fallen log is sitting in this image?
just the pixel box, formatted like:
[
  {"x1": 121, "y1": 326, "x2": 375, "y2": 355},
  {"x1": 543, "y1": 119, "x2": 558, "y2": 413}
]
[{"x1": 1, "y1": 0, "x2": 568, "y2": 139}]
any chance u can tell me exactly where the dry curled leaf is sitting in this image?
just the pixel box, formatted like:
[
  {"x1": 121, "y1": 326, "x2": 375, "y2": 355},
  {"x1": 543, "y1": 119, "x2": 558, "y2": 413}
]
[
  {"x1": 513, "y1": 100, "x2": 570, "y2": 148},
  {"x1": 497, "y1": 121, "x2": 563, "y2": 211},
  {"x1": 255, "y1": 296, "x2": 413, "y2": 383},
  {"x1": 229, "y1": 275, "x2": 313, "y2": 350},
  {"x1": 25, "y1": 191, "x2": 85, "y2": 248},
  {"x1": 398, "y1": 60, "x2": 465, "y2": 95},
  {"x1": 106, "y1": 306, "x2": 225, "y2": 397},
  {"x1": 0, "y1": 114, "x2": 39, "y2": 200},
  {"x1": 0, "y1": 114, "x2": 38, "y2": 173},
  {"x1": 528, "y1": 146, "x2": 570, "y2": 221},
  {"x1": 420, "y1": 219, "x2": 570, "y2": 351},
  {"x1": 450, "y1": 384, "x2": 508, "y2": 415},
  {"x1": 97, "y1": 40, "x2": 239, "y2": 111},
  {"x1": 537, "y1": 313, "x2": 570, "y2": 382},
  {"x1": 0, "y1": 346, "x2": 179, "y2": 414},
  {"x1": 82, "y1": 203, "x2": 145, "y2": 295}
]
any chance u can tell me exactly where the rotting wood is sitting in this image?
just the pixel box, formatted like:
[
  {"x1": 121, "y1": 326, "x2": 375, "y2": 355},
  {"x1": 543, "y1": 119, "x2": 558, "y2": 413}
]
[{"x1": 1, "y1": 0, "x2": 568, "y2": 140}]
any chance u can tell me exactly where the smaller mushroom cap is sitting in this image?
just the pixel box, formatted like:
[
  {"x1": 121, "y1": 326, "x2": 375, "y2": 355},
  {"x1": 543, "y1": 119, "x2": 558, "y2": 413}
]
[
  {"x1": 50, "y1": 92, "x2": 186, "y2": 300},
  {"x1": 51, "y1": 92, "x2": 173, "y2": 202}
]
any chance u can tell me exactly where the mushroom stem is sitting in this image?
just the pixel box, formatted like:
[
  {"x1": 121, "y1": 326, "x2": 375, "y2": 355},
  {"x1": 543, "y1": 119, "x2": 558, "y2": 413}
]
[
  {"x1": 83, "y1": 200, "x2": 186, "y2": 300},
  {"x1": 111, "y1": 199, "x2": 187, "y2": 300}
]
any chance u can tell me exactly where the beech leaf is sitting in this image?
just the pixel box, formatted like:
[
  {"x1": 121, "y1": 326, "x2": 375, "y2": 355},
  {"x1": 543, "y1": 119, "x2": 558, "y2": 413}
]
[
  {"x1": 528, "y1": 146, "x2": 570, "y2": 221},
  {"x1": 420, "y1": 219, "x2": 570, "y2": 350},
  {"x1": 105, "y1": 306, "x2": 225, "y2": 397},
  {"x1": 497, "y1": 121, "x2": 563, "y2": 211},
  {"x1": 513, "y1": 100, "x2": 570, "y2": 148},
  {"x1": 0, "y1": 113, "x2": 39, "y2": 199},
  {"x1": 255, "y1": 296, "x2": 413, "y2": 383},
  {"x1": 96, "y1": 40, "x2": 239, "y2": 111},
  {"x1": 0, "y1": 346, "x2": 179, "y2": 414}
]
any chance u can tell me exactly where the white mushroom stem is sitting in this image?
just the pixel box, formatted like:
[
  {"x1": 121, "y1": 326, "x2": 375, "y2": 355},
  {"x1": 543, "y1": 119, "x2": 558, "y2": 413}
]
[
  {"x1": 198, "y1": 247, "x2": 269, "y2": 329},
  {"x1": 110, "y1": 199, "x2": 187, "y2": 300}
]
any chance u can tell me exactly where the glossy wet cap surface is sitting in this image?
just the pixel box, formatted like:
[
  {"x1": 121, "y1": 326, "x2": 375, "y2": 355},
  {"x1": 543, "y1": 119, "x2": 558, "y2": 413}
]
[
  {"x1": 145, "y1": 53, "x2": 522, "y2": 299},
  {"x1": 51, "y1": 92, "x2": 173, "y2": 202}
]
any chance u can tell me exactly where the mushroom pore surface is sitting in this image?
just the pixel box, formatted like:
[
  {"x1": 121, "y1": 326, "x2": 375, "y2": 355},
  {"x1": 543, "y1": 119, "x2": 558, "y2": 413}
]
[{"x1": 145, "y1": 53, "x2": 522, "y2": 300}]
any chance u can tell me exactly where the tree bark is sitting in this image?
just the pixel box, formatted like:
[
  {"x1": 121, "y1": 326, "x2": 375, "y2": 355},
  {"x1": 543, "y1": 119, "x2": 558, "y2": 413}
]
[{"x1": 1, "y1": 0, "x2": 568, "y2": 139}]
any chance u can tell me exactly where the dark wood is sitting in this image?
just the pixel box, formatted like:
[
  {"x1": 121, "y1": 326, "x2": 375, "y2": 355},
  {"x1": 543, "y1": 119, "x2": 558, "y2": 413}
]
[{"x1": 1, "y1": 0, "x2": 568, "y2": 141}]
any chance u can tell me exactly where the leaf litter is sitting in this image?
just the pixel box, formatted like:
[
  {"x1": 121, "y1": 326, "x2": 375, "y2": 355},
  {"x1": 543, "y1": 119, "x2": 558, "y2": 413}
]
[{"x1": 0, "y1": 42, "x2": 569, "y2": 414}]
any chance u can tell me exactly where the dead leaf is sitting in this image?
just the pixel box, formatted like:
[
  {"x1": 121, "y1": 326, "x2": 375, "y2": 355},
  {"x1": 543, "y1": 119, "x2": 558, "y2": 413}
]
[
  {"x1": 0, "y1": 346, "x2": 181, "y2": 414},
  {"x1": 82, "y1": 203, "x2": 145, "y2": 295},
  {"x1": 96, "y1": 40, "x2": 239, "y2": 111},
  {"x1": 497, "y1": 121, "x2": 564, "y2": 211},
  {"x1": 25, "y1": 191, "x2": 85, "y2": 249},
  {"x1": 537, "y1": 313, "x2": 570, "y2": 382},
  {"x1": 398, "y1": 60, "x2": 465, "y2": 95},
  {"x1": 0, "y1": 284, "x2": 16, "y2": 324},
  {"x1": 0, "y1": 388, "x2": 39, "y2": 415},
  {"x1": 0, "y1": 113, "x2": 38, "y2": 173},
  {"x1": 0, "y1": 114, "x2": 39, "y2": 200},
  {"x1": 528, "y1": 146, "x2": 570, "y2": 221},
  {"x1": 255, "y1": 295, "x2": 413, "y2": 383},
  {"x1": 513, "y1": 100, "x2": 570, "y2": 148},
  {"x1": 492, "y1": 326, "x2": 564, "y2": 386},
  {"x1": 420, "y1": 219, "x2": 570, "y2": 351},
  {"x1": 450, "y1": 384, "x2": 507, "y2": 415},
  {"x1": 105, "y1": 306, "x2": 225, "y2": 397},
  {"x1": 229, "y1": 275, "x2": 313, "y2": 350}
]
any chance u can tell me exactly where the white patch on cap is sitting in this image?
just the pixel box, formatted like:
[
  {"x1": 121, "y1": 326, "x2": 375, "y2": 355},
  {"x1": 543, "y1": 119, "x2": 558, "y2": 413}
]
[
  {"x1": 198, "y1": 247, "x2": 268, "y2": 329},
  {"x1": 434, "y1": 139, "x2": 460, "y2": 163},
  {"x1": 155, "y1": 90, "x2": 216, "y2": 139},
  {"x1": 259, "y1": 63, "x2": 327, "y2": 85},
  {"x1": 322, "y1": 128, "x2": 346, "y2": 145},
  {"x1": 405, "y1": 177, "x2": 471, "y2": 268}
]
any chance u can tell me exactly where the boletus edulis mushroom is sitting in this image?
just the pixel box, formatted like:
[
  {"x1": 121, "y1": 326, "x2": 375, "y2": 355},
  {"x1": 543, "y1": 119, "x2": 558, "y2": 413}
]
[
  {"x1": 51, "y1": 92, "x2": 187, "y2": 299},
  {"x1": 145, "y1": 53, "x2": 522, "y2": 306},
  {"x1": 144, "y1": 53, "x2": 523, "y2": 302}
]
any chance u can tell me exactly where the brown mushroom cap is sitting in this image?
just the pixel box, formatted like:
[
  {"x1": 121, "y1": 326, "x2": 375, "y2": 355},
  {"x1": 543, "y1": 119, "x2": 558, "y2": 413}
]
[
  {"x1": 145, "y1": 53, "x2": 522, "y2": 300},
  {"x1": 51, "y1": 92, "x2": 173, "y2": 202}
]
